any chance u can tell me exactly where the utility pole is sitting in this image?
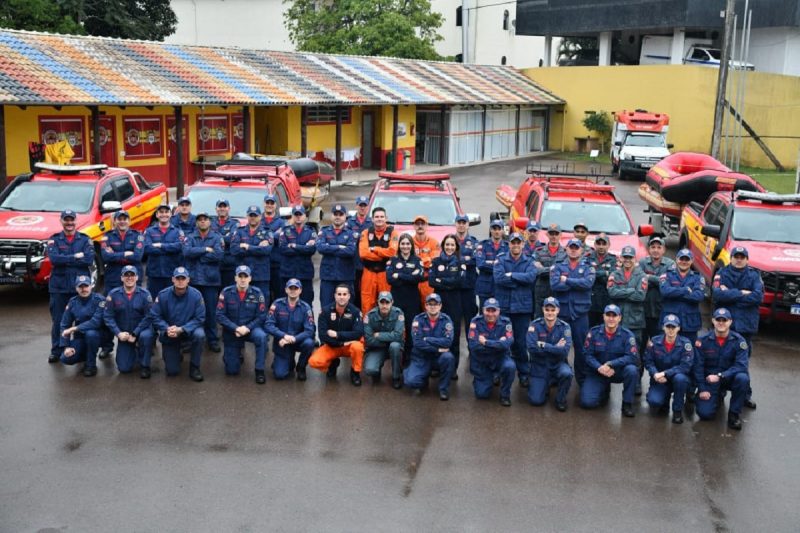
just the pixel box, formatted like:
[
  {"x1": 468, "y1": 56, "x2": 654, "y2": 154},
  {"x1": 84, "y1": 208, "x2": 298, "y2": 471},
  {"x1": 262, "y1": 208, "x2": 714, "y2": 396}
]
[{"x1": 710, "y1": 0, "x2": 736, "y2": 159}]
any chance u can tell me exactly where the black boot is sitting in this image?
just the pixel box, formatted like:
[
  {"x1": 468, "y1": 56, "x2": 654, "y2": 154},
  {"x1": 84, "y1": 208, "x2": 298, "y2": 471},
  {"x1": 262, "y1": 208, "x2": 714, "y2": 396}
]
[
  {"x1": 350, "y1": 369, "x2": 362, "y2": 386},
  {"x1": 326, "y1": 358, "x2": 340, "y2": 378}
]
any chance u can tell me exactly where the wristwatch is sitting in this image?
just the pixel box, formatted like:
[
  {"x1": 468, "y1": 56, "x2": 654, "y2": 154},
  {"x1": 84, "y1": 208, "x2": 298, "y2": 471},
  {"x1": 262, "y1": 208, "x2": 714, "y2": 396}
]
[{"x1": 717, "y1": 372, "x2": 724, "y2": 379}]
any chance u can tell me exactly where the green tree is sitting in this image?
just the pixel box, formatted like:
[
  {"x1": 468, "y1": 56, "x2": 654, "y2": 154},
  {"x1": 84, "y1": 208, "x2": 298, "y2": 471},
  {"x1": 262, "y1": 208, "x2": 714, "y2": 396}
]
[
  {"x1": 284, "y1": 0, "x2": 444, "y2": 60},
  {"x1": 0, "y1": 0, "x2": 177, "y2": 41},
  {"x1": 582, "y1": 111, "x2": 612, "y2": 152}
]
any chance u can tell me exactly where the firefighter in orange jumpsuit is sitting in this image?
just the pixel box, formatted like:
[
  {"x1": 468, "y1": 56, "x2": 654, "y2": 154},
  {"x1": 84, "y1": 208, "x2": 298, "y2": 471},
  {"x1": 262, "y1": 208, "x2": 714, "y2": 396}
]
[
  {"x1": 412, "y1": 215, "x2": 440, "y2": 308},
  {"x1": 358, "y1": 207, "x2": 398, "y2": 315},
  {"x1": 308, "y1": 284, "x2": 365, "y2": 386}
]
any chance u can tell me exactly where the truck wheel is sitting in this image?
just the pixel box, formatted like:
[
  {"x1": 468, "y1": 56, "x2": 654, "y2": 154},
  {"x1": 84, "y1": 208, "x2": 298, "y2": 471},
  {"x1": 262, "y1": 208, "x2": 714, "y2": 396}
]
[{"x1": 612, "y1": 162, "x2": 619, "y2": 174}]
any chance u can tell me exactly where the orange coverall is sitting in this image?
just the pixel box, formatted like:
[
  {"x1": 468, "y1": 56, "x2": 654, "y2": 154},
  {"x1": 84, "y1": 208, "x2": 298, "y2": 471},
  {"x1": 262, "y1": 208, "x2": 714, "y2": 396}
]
[{"x1": 358, "y1": 226, "x2": 399, "y2": 315}]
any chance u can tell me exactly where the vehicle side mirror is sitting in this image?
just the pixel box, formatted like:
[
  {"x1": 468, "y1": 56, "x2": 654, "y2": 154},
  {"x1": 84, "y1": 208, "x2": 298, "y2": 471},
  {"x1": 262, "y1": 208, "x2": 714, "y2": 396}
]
[
  {"x1": 637, "y1": 224, "x2": 654, "y2": 237},
  {"x1": 278, "y1": 206, "x2": 293, "y2": 219},
  {"x1": 701, "y1": 225, "x2": 721, "y2": 239},
  {"x1": 513, "y1": 217, "x2": 529, "y2": 230},
  {"x1": 711, "y1": 243, "x2": 724, "y2": 262},
  {"x1": 100, "y1": 200, "x2": 122, "y2": 214},
  {"x1": 466, "y1": 213, "x2": 481, "y2": 226},
  {"x1": 667, "y1": 143, "x2": 674, "y2": 149},
  {"x1": 614, "y1": 141, "x2": 622, "y2": 147}
]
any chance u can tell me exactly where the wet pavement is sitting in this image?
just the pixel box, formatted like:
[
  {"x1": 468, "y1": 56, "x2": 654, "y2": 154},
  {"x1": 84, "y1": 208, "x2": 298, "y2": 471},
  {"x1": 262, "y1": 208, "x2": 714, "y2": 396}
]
[{"x1": 1, "y1": 156, "x2": 799, "y2": 532}]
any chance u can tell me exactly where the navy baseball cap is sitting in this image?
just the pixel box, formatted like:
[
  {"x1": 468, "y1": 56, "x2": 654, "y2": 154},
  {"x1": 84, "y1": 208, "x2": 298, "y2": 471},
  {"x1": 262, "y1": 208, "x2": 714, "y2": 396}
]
[
  {"x1": 263, "y1": 194, "x2": 277, "y2": 203},
  {"x1": 246, "y1": 205, "x2": 262, "y2": 216},
  {"x1": 216, "y1": 198, "x2": 230, "y2": 207},
  {"x1": 663, "y1": 314, "x2": 680, "y2": 327},
  {"x1": 454, "y1": 214, "x2": 469, "y2": 223},
  {"x1": 649, "y1": 236, "x2": 665, "y2": 246},
  {"x1": 604, "y1": 304, "x2": 622, "y2": 315},
  {"x1": 594, "y1": 232, "x2": 610, "y2": 244},
  {"x1": 378, "y1": 291, "x2": 393, "y2": 303},
  {"x1": 574, "y1": 221, "x2": 588, "y2": 230},
  {"x1": 731, "y1": 246, "x2": 749, "y2": 258},
  {"x1": 121, "y1": 265, "x2": 138, "y2": 276},
  {"x1": 547, "y1": 223, "x2": 561, "y2": 233},
  {"x1": 543, "y1": 296, "x2": 560, "y2": 308},
  {"x1": 713, "y1": 308, "x2": 732, "y2": 320},
  {"x1": 74, "y1": 275, "x2": 91, "y2": 287},
  {"x1": 677, "y1": 248, "x2": 693, "y2": 260},
  {"x1": 332, "y1": 204, "x2": 346, "y2": 214},
  {"x1": 620, "y1": 245, "x2": 636, "y2": 258},
  {"x1": 156, "y1": 203, "x2": 171, "y2": 211},
  {"x1": 235, "y1": 265, "x2": 252, "y2": 276},
  {"x1": 113, "y1": 210, "x2": 130, "y2": 220},
  {"x1": 567, "y1": 238, "x2": 582, "y2": 248},
  {"x1": 292, "y1": 205, "x2": 306, "y2": 216},
  {"x1": 425, "y1": 293, "x2": 442, "y2": 304},
  {"x1": 508, "y1": 232, "x2": 524, "y2": 242},
  {"x1": 195, "y1": 211, "x2": 211, "y2": 220},
  {"x1": 177, "y1": 196, "x2": 191, "y2": 205},
  {"x1": 526, "y1": 221, "x2": 540, "y2": 232},
  {"x1": 60, "y1": 209, "x2": 77, "y2": 220},
  {"x1": 482, "y1": 297, "x2": 500, "y2": 310},
  {"x1": 172, "y1": 267, "x2": 190, "y2": 278},
  {"x1": 489, "y1": 219, "x2": 504, "y2": 229},
  {"x1": 355, "y1": 196, "x2": 369, "y2": 206},
  {"x1": 285, "y1": 278, "x2": 302, "y2": 289}
]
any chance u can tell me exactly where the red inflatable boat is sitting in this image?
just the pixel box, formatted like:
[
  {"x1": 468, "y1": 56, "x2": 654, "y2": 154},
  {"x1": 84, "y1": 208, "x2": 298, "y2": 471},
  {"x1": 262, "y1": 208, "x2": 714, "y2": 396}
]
[{"x1": 645, "y1": 152, "x2": 763, "y2": 204}]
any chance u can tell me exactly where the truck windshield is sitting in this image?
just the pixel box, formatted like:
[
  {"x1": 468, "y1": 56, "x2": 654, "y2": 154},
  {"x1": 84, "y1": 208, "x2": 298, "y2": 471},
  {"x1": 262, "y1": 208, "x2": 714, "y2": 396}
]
[
  {"x1": 371, "y1": 193, "x2": 458, "y2": 226},
  {"x1": 540, "y1": 202, "x2": 633, "y2": 234},
  {"x1": 732, "y1": 207, "x2": 800, "y2": 244},
  {"x1": 0, "y1": 181, "x2": 95, "y2": 213},
  {"x1": 187, "y1": 186, "x2": 269, "y2": 218},
  {"x1": 625, "y1": 134, "x2": 666, "y2": 148}
]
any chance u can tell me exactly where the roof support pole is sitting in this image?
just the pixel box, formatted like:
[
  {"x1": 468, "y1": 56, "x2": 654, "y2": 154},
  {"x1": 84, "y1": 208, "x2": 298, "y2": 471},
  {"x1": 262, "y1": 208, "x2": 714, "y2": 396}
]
[
  {"x1": 391, "y1": 105, "x2": 399, "y2": 171},
  {"x1": 481, "y1": 105, "x2": 487, "y2": 161},
  {"x1": 0, "y1": 105, "x2": 6, "y2": 185},
  {"x1": 515, "y1": 105, "x2": 521, "y2": 156},
  {"x1": 598, "y1": 31, "x2": 612, "y2": 66},
  {"x1": 300, "y1": 106, "x2": 308, "y2": 158},
  {"x1": 438, "y1": 105, "x2": 446, "y2": 166},
  {"x1": 242, "y1": 105, "x2": 251, "y2": 153},
  {"x1": 711, "y1": 0, "x2": 736, "y2": 159},
  {"x1": 90, "y1": 106, "x2": 101, "y2": 164},
  {"x1": 335, "y1": 106, "x2": 342, "y2": 181},
  {"x1": 544, "y1": 36, "x2": 552, "y2": 67},
  {"x1": 175, "y1": 106, "x2": 185, "y2": 198}
]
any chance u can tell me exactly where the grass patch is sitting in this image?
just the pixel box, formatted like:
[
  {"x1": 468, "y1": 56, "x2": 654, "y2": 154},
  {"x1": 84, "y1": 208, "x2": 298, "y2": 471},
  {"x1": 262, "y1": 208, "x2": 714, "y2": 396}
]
[
  {"x1": 738, "y1": 165, "x2": 797, "y2": 194},
  {"x1": 555, "y1": 151, "x2": 611, "y2": 164}
]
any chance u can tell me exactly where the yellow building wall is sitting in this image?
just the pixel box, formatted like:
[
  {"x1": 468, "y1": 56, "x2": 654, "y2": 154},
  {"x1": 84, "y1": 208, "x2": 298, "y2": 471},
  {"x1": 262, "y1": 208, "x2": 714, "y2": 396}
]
[
  {"x1": 378, "y1": 105, "x2": 416, "y2": 150},
  {"x1": 523, "y1": 65, "x2": 799, "y2": 169}
]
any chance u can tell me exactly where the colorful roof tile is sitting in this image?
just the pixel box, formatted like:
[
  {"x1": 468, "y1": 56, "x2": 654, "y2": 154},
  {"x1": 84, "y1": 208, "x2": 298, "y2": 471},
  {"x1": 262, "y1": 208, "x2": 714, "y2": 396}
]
[{"x1": 0, "y1": 29, "x2": 563, "y2": 107}]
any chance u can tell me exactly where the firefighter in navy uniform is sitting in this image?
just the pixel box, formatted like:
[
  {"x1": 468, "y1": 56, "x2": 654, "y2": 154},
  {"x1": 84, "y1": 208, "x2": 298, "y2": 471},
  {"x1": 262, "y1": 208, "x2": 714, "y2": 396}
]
[
  {"x1": 533, "y1": 223, "x2": 567, "y2": 318},
  {"x1": 403, "y1": 293, "x2": 456, "y2": 401},
  {"x1": 467, "y1": 298, "x2": 516, "y2": 406},
  {"x1": 317, "y1": 204, "x2": 358, "y2": 307},
  {"x1": 103, "y1": 266, "x2": 155, "y2": 377},
  {"x1": 215, "y1": 265, "x2": 269, "y2": 383},
  {"x1": 231, "y1": 205, "x2": 273, "y2": 297},
  {"x1": 211, "y1": 198, "x2": 240, "y2": 289},
  {"x1": 47, "y1": 209, "x2": 95, "y2": 364},
  {"x1": 644, "y1": 314, "x2": 694, "y2": 424},
  {"x1": 659, "y1": 249, "x2": 704, "y2": 343},
  {"x1": 474, "y1": 219, "x2": 508, "y2": 308},
  {"x1": 455, "y1": 214, "x2": 480, "y2": 349},
  {"x1": 264, "y1": 279, "x2": 316, "y2": 381},
  {"x1": 170, "y1": 196, "x2": 196, "y2": 234},
  {"x1": 144, "y1": 203, "x2": 185, "y2": 297},
  {"x1": 58, "y1": 275, "x2": 104, "y2": 376},
  {"x1": 526, "y1": 297, "x2": 574, "y2": 411},
  {"x1": 260, "y1": 193, "x2": 285, "y2": 305},
  {"x1": 346, "y1": 195, "x2": 372, "y2": 310},
  {"x1": 586, "y1": 233, "x2": 616, "y2": 327},
  {"x1": 278, "y1": 205, "x2": 318, "y2": 306}
]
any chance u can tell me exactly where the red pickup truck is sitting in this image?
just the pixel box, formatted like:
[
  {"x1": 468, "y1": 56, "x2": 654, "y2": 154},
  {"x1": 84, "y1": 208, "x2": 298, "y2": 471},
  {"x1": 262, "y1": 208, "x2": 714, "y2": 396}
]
[
  {"x1": 0, "y1": 163, "x2": 167, "y2": 288},
  {"x1": 680, "y1": 190, "x2": 800, "y2": 322}
]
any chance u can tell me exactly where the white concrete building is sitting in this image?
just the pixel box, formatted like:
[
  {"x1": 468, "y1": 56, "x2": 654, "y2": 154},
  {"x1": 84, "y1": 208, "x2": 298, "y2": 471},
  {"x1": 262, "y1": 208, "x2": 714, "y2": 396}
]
[{"x1": 167, "y1": 0, "x2": 554, "y2": 68}]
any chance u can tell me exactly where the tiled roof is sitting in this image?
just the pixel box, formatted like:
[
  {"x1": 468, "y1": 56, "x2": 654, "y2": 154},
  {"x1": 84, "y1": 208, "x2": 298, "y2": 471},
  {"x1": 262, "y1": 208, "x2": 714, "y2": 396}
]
[{"x1": 0, "y1": 29, "x2": 563, "y2": 107}]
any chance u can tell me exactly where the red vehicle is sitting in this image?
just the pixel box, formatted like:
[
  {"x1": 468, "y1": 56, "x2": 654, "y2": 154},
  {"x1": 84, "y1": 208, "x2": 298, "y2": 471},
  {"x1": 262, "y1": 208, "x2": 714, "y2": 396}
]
[
  {"x1": 187, "y1": 160, "x2": 325, "y2": 226},
  {"x1": 0, "y1": 163, "x2": 167, "y2": 287},
  {"x1": 494, "y1": 167, "x2": 653, "y2": 258},
  {"x1": 680, "y1": 190, "x2": 800, "y2": 322},
  {"x1": 364, "y1": 172, "x2": 480, "y2": 242}
]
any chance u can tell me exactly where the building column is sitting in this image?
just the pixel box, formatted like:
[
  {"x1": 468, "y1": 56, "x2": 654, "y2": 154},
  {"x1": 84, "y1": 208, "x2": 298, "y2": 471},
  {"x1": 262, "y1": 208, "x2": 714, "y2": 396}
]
[
  {"x1": 0, "y1": 105, "x2": 6, "y2": 184},
  {"x1": 598, "y1": 31, "x2": 612, "y2": 66},
  {"x1": 335, "y1": 106, "x2": 342, "y2": 181},
  {"x1": 515, "y1": 105, "x2": 521, "y2": 156},
  {"x1": 300, "y1": 106, "x2": 308, "y2": 158},
  {"x1": 90, "y1": 106, "x2": 101, "y2": 164},
  {"x1": 671, "y1": 27, "x2": 686, "y2": 64},
  {"x1": 544, "y1": 36, "x2": 552, "y2": 66},
  {"x1": 174, "y1": 106, "x2": 185, "y2": 198},
  {"x1": 481, "y1": 105, "x2": 487, "y2": 161},
  {"x1": 438, "y1": 104, "x2": 446, "y2": 166},
  {"x1": 242, "y1": 105, "x2": 251, "y2": 153},
  {"x1": 391, "y1": 105, "x2": 399, "y2": 171}
]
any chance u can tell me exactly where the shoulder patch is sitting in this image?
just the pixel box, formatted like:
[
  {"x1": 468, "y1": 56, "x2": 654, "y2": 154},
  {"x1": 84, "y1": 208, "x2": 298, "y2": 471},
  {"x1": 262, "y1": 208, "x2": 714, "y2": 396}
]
[
  {"x1": 740, "y1": 341, "x2": 748, "y2": 350},
  {"x1": 629, "y1": 336, "x2": 636, "y2": 346},
  {"x1": 684, "y1": 343, "x2": 692, "y2": 351}
]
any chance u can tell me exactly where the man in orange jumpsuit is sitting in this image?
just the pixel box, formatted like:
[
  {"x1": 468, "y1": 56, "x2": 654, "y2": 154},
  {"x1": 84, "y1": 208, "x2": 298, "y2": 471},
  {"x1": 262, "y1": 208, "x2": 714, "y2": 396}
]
[
  {"x1": 308, "y1": 284, "x2": 365, "y2": 386},
  {"x1": 358, "y1": 207, "x2": 398, "y2": 315},
  {"x1": 412, "y1": 215, "x2": 440, "y2": 307}
]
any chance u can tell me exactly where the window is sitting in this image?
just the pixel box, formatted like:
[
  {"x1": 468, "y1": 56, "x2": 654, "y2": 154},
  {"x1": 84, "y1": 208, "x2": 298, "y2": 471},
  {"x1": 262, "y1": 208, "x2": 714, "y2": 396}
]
[
  {"x1": 526, "y1": 192, "x2": 540, "y2": 219},
  {"x1": 307, "y1": 107, "x2": 351, "y2": 125},
  {"x1": 503, "y1": 10, "x2": 509, "y2": 30},
  {"x1": 703, "y1": 199, "x2": 723, "y2": 225},
  {"x1": 112, "y1": 177, "x2": 135, "y2": 202},
  {"x1": 273, "y1": 184, "x2": 289, "y2": 207},
  {"x1": 38, "y1": 116, "x2": 87, "y2": 162},
  {"x1": 133, "y1": 172, "x2": 153, "y2": 192},
  {"x1": 99, "y1": 182, "x2": 116, "y2": 205},
  {"x1": 197, "y1": 115, "x2": 230, "y2": 153},
  {"x1": 456, "y1": 6, "x2": 462, "y2": 26},
  {"x1": 691, "y1": 48, "x2": 708, "y2": 60},
  {"x1": 123, "y1": 116, "x2": 163, "y2": 158}
]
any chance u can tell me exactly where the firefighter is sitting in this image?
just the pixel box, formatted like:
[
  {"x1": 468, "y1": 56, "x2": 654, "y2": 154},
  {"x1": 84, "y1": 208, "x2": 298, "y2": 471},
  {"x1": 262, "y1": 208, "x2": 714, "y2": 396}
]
[
  {"x1": 150, "y1": 267, "x2": 205, "y2": 381},
  {"x1": 644, "y1": 314, "x2": 694, "y2": 424},
  {"x1": 467, "y1": 298, "x2": 516, "y2": 406},
  {"x1": 412, "y1": 215, "x2": 440, "y2": 306},
  {"x1": 182, "y1": 211, "x2": 224, "y2": 352},
  {"x1": 429, "y1": 234, "x2": 466, "y2": 373},
  {"x1": 586, "y1": 232, "x2": 616, "y2": 327},
  {"x1": 403, "y1": 293, "x2": 456, "y2": 401},
  {"x1": 659, "y1": 249, "x2": 704, "y2": 343},
  {"x1": 572, "y1": 221, "x2": 592, "y2": 255},
  {"x1": 363, "y1": 291, "x2": 405, "y2": 388},
  {"x1": 278, "y1": 205, "x2": 317, "y2": 306},
  {"x1": 526, "y1": 297, "x2": 574, "y2": 411},
  {"x1": 523, "y1": 221, "x2": 544, "y2": 256},
  {"x1": 231, "y1": 205, "x2": 273, "y2": 297},
  {"x1": 144, "y1": 203, "x2": 185, "y2": 297},
  {"x1": 317, "y1": 203, "x2": 358, "y2": 307},
  {"x1": 264, "y1": 279, "x2": 316, "y2": 381},
  {"x1": 58, "y1": 275, "x2": 104, "y2": 376},
  {"x1": 386, "y1": 234, "x2": 425, "y2": 362},
  {"x1": 346, "y1": 195, "x2": 372, "y2": 309},
  {"x1": 640, "y1": 236, "x2": 675, "y2": 349},
  {"x1": 103, "y1": 266, "x2": 154, "y2": 377},
  {"x1": 170, "y1": 196, "x2": 196, "y2": 234},
  {"x1": 358, "y1": 207, "x2": 398, "y2": 316},
  {"x1": 309, "y1": 284, "x2": 365, "y2": 386},
  {"x1": 260, "y1": 193, "x2": 285, "y2": 305},
  {"x1": 212, "y1": 198, "x2": 240, "y2": 289},
  {"x1": 475, "y1": 219, "x2": 508, "y2": 308},
  {"x1": 215, "y1": 265, "x2": 269, "y2": 383},
  {"x1": 533, "y1": 223, "x2": 567, "y2": 318},
  {"x1": 47, "y1": 209, "x2": 95, "y2": 364},
  {"x1": 455, "y1": 214, "x2": 480, "y2": 324}
]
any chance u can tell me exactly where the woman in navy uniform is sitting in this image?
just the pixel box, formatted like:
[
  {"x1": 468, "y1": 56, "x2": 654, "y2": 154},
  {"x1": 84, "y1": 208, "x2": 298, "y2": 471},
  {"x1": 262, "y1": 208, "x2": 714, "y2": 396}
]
[
  {"x1": 386, "y1": 234, "x2": 425, "y2": 362},
  {"x1": 429, "y1": 234, "x2": 466, "y2": 373}
]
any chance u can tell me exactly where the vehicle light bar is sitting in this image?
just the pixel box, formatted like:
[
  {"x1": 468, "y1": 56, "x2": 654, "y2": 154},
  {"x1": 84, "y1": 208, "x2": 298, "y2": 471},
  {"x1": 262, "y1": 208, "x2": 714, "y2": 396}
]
[
  {"x1": 34, "y1": 162, "x2": 108, "y2": 174},
  {"x1": 378, "y1": 172, "x2": 450, "y2": 181},
  {"x1": 736, "y1": 191, "x2": 800, "y2": 204}
]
